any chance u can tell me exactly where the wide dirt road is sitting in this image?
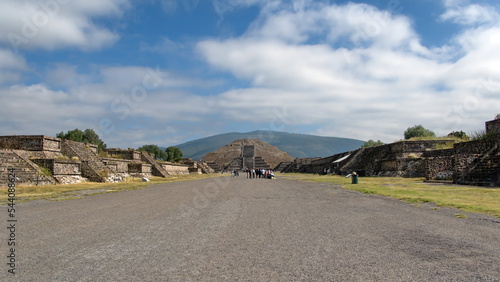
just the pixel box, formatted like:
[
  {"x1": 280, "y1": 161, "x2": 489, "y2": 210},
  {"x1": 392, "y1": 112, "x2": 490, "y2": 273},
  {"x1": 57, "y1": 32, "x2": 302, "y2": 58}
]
[{"x1": 2, "y1": 176, "x2": 500, "y2": 281}]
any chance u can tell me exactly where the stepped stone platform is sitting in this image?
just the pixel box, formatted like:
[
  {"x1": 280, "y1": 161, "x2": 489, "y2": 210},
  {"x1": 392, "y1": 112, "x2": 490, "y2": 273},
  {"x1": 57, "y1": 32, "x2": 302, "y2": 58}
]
[
  {"x1": 0, "y1": 135, "x2": 214, "y2": 187},
  {"x1": 201, "y1": 139, "x2": 294, "y2": 171},
  {"x1": 0, "y1": 149, "x2": 56, "y2": 186},
  {"x1": 62, "y1": 140, "x2": 121, "y2": 182}
]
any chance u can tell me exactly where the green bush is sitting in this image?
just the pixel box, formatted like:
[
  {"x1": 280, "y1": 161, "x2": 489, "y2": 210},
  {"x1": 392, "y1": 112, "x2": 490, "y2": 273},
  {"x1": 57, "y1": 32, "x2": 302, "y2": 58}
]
[{"x1": 404, "y1": 125, "x2": 435, "y2": 139}]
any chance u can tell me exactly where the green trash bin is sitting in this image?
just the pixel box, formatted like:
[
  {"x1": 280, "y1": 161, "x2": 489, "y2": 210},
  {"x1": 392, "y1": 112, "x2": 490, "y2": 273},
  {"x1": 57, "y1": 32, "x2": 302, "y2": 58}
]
[{"x1": 351, "y1": 174, "x2": 358, "y2": 184}]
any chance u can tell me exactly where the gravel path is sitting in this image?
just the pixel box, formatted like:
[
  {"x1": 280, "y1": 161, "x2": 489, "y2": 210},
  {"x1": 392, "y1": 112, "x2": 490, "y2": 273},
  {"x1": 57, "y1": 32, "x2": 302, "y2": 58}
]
[{"x1": 2, "y1": 176, "x2": 500, "y2": 281}]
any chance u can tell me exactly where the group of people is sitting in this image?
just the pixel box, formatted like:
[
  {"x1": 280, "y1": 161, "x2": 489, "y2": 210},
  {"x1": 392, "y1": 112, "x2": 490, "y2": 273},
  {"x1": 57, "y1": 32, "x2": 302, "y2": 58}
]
[{"x1": 244, "y1": 168, "x2": 275, "y2": 179}]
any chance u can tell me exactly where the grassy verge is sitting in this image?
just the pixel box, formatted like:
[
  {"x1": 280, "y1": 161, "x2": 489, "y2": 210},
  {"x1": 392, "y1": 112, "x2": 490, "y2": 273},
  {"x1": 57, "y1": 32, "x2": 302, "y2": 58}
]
[
  {"x1": 0, "y1": 174, "x2": 227, "y2": 204},
  {"x1": 279, "y1": 173, "x2": 500, "y2": 218}
]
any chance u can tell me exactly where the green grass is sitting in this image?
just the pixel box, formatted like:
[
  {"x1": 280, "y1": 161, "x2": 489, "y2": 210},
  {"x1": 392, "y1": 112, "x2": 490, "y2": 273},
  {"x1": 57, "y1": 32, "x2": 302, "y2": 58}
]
[
  {"x1": 0, "y1": 174, "x2": 228, "y2": 204},
  {"x1": 279, "y1": 173, "x2": 500, "y2": 218}
]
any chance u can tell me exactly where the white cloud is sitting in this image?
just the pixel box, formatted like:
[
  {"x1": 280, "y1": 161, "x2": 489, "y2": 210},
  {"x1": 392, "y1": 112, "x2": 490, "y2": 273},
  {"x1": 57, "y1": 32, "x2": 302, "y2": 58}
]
[
  {"x1": 0, "y1": 48, "x2": 28, "y2": 84},
  {"x1": 0, "y1": 0, "x2": 129, "y2": 51},
  {"x1": 197, "y1": 1, "x2": 500, "y2": 142},
  {"x1": 0, "y1": 84, "x2": 103, "y2": 135},
  {"x1": 0, "y1": 64, "x2": 221, "y2": 148},
  {"x1": 441, "y1": 2, "x2": 499, "y2": 25},
  {"x1": 246, "y1": 2, "x2": 418, "y2": 51},
  {"x1": 1, "y1": 1, "x2": 500, "y2": 148}
]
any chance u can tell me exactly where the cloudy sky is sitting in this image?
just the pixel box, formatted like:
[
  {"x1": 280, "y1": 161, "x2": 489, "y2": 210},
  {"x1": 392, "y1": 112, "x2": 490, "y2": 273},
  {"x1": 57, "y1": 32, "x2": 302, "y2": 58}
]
[{"x1": 1, "y1": 0, "x2": 499, "y2": 149}]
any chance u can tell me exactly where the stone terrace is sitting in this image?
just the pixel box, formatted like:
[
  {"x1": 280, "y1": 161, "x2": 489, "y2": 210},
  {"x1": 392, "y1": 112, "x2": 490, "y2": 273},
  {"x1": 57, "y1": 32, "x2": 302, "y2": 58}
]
[{"x1": 0, "y1": 135, "x2": 210, "y2": 187}]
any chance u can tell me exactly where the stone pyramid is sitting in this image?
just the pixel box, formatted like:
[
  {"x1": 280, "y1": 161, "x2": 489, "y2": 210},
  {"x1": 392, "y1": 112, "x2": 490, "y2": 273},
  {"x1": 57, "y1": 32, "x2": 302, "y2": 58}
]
[{"x1": 201, "y1": 139, "x2": 294, "y2": 170}]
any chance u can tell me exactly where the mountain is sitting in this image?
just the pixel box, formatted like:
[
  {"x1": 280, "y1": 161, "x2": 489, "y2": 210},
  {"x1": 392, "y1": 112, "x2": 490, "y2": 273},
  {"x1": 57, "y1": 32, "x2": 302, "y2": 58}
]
[{"x1": 174, "y1": 131, "x2": 364, "y2": 161}]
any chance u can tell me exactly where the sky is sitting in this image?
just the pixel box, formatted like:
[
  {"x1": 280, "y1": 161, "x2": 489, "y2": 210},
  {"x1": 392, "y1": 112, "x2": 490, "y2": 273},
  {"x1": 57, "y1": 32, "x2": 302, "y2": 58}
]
[{"x1": 1, "y1": 0, "x2": 499, "y2": 149}]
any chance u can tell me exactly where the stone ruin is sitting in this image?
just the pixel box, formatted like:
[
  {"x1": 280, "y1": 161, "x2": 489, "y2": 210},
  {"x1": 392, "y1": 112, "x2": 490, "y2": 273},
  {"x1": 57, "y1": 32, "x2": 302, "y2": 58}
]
[
  {"x1": 424, "y1": 118, "x2": 499, "y2": 187},
  {"x1": 0, "y1": 135, "x2": 213, "y2": 187},
  {"x1": 278, "y1": 118, "x2": 500, "y2": 187},
  {"x1": 280, "y1": 139, "x2": 455, "y2": 177},
  {"x1": 2, "y1": 119, "x2": 497, "y2": 188},
  {"x1": 201, "y1": 139, "x2": 294, "y2": 172}
]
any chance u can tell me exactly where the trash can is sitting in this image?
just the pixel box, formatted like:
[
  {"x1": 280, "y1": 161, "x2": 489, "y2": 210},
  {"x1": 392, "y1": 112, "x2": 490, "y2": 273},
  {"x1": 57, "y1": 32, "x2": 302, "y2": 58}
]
[{"x1": 351, "y1": 173, "x2": 358, "y2": 184}]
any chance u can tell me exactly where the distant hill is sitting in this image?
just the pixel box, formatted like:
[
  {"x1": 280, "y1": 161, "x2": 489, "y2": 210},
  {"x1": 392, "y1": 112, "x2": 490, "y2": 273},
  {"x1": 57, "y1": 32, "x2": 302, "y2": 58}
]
[{"x1": 174, "y1": 131, "x2": 364, "y2": 161}]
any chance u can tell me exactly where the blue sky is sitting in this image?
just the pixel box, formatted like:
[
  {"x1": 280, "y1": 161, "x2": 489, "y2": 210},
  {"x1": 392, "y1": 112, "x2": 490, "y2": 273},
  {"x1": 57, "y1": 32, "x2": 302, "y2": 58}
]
[{"x1": 1, "y1": 0, "x2": 499, "y2": 149}]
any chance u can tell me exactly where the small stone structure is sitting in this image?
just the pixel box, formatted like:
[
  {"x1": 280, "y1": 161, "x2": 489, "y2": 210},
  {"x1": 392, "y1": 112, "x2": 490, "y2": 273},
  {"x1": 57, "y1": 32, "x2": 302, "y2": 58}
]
[
  {"x1": 32, "y1": 158, "x2": 86, "y2": 184},
  {"x1": 181, "y1": 158, "x2": 214, "y2": 174},
  {"x1": 161, "y1": 163, "x2": 190, "y2": 175},
  {"x1": 128, "y1": 163, "x2": 153, "y2": 176},
  {"x1": 106, "y1": 149, "x2": 141, "y2": 160}
]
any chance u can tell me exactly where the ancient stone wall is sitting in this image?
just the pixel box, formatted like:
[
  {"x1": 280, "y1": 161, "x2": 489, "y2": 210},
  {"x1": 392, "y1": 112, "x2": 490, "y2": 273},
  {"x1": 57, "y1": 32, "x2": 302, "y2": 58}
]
[
  {"x1": 102, "y1": 158, "x2": 133, "y2": 173},
  {"x1": 32, "y1": 159, "x2": 81, "y2": 176},
  {"x1": 341, "y1": 141, "x2": 454, "y2": 176},
  {"x1": 0, "y1": 136, "x2": 61, "y2": 151},
  {"x1": 486, "y1": 119, "x2": 500, "y2": 135},
  {"x1": 423, "y1": 148, "x2": 455, "y2": 180},
  {"x1": 106, "y1": 149, "x2": 141, "y2": 160},
  {"x1": 307, "y1": 152, "x2": 350, "y2": 174},
  {"x1": 54, "y1": 161, "x2": 80, "y2": 175},
  {"x1": 289, "y1": 141, "x2": 451, "y2": 177},
  {"x1": 281, "y1": 157, "x2": 321, "y2": 173},
  {"x1": 87, "y1": 143, "x2": 98, "y2": 154},
  {"x1": 128, "y1": 163, "x2": 152, "y2": 174},
  {"x1": 453, "y1": 139, "x2": 499, "y2": 187},
  {"x1": 189, "y1": 167, "x2": 202, "y2": 174},
  {"x1": 340, "y1": 145, "x2": 389, "y2": 176},
  {"x1": 161, "y1": 163, "x2": 190, "y2": 175}
]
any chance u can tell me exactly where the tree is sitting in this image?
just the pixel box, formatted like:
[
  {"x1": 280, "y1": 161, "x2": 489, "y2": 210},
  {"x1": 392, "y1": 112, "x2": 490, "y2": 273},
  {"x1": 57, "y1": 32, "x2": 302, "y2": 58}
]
[
  {"x1": 495, "y1": 113, "x2": 500, "y2": 120},
  {"x1": 447, "y1": 131, "x2": 468, "y2": 140},
  {"x1": 166, "y1": 146, "x2": 183, "y2": 162},
  {"x1": 57, "y1": 128, "x2": 107, "y2": 150},
  {"x1": 82, "y1": 129, "x2": 107, "y2": 150},
  {"x1": 57, "y1": 129, "x2": 84, "y2": 142},
  {"x1": 137, "y1": 145, "x2": 168, "y2": 161},
  {"x1": 404, "y1": 125, "x2": 436, "y2": 140},
  {"x1": 361, "y1": 139, "x2": 384, "y2": 148}
]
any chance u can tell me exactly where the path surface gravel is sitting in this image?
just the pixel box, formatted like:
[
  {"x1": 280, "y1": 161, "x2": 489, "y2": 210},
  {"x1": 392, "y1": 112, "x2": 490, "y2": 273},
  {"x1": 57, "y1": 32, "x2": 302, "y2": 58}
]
[{"x1": 2, "y1": 176, "x2": 500, "y2": 281}]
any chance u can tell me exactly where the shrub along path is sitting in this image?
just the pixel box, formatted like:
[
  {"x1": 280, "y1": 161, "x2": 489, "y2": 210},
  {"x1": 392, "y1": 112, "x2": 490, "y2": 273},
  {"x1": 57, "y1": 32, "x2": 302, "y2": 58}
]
[{"x1": 3, "y1": 176, "x2": 500, "y2": 280}]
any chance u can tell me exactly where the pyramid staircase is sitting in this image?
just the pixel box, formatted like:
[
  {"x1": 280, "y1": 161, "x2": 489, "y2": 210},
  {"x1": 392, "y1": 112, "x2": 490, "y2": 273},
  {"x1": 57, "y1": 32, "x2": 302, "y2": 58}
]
[
  {"x1": 61, "y1": 140, "x2": 117, "y2": 182},
  {"x1": 0, "y1": 149, "x2": 56, "y2": 186},
  {"x1": 280, "y1": 162, "x2": 296, "y2": 173},
  {"x1": 140, "y1": 152, "x2": 170, "y2": 177},
  {"x1": 456, "y1": 141, "x2": 500, "y2": 186},
  {"x1": 274, "y1": 162, "x2": 293, "y2": 172},
  {"x1": 197, "y1": 162, "x2": 215, "y2": 174},
  {"x1": 226, "y1": 158, "x2": 243, "y2": 171},
  {"x1": 254, "y1": 156, "x2": 271, "y2": 169},
  {"x1": 242, "y1": 145, "x2": 255, "y2": 169},
  {"x1": 206, "y1": 162, "x2": 222, "y2": 172}
]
